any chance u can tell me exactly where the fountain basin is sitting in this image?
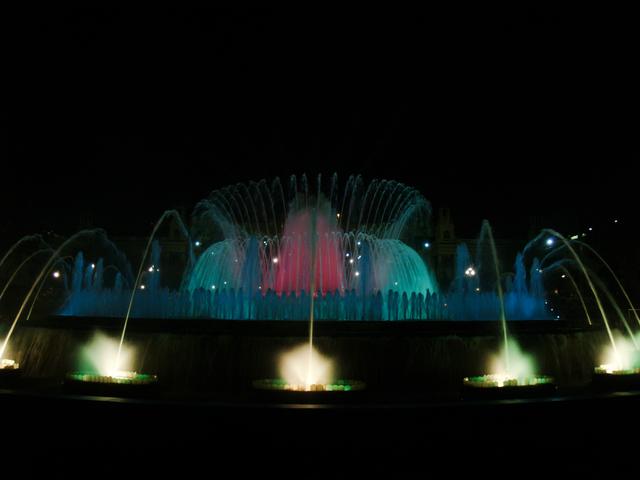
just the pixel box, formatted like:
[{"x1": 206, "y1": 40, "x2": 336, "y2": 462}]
[
  {"x1": 252, "y1": 378, "x2": 366, "y2": 402},
  {"x1": 16, "y1": 317, "x2": 607, "y2": 394},
  {"x1": 462, "y1": 374, "x2": 555, "y2": 399},
  {"x1": 592, "y1": 365, "x2": 640, "y2": 391},
  {"x1": 64, "y1": 371, "x2": 159, "y2": 397}
]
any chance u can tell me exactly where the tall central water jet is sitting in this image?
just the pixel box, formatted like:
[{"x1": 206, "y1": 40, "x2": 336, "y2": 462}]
[
  {"x1": 462, "y1": 222, "x2": 555, "y2": 397},
  {"x1": 479, "y1": 220, "x2": 510, "y2": 371},
  {"x1": 275, "y1": 200, "x2": 344, "y2": 296},
  {"x1": 306, "y1": 202, "x2": 319, "y2": 390},
  {"x1": 185, "y1": 174, "x2": 438, "y2": 321}
]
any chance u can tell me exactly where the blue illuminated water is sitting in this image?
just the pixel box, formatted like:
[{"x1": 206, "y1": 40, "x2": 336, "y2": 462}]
[{"x1": 57, "y1": 174, "x2": 550, "y2": 321}]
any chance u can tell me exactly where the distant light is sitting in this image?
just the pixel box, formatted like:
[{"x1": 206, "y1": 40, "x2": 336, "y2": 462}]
[
  {"x1": 223, "y1": 281, "x2": 227, "y2": 285},
  {"x1": 345, "y1": 253, "x2": 350, "y2": 257},
  {"x1": 545, "y1": 237, "x2": 555, "y2": 247},
  {"x1": 357, "y1": 241, "x2": 361, "y2": 246},
  {"x1": 561, "y1": 274, "x2": 566, "y2": 278},
  {"x1": 263, "y1": 241, "x2": 267, "y2": 245},
  {"x1": 423, "y1": 242, "x2": 430, "y2": 249},
  {"x1": 148, "y1": 266, "x2": 154, "y2": 272},
  {"x1": 394, "y1": 281, "x2": 398, "y2": 286},
  {"x1": 90, "y1": 263, "x2": 96, "y2": 269},
  {"x1": 140, "y1": 285, "x2": 146, "y2": 290},
  {"x1": 464, "y1": 266, "x2": 476, "y2": 277},
  {"x1": 336, "y1": 213, "x2": 341, "y2": 219},
  {"x1": 349, "y1": 259, "x2": 354, "y2": 264},
  {"x1": 570, "y1": 235, "x2": 579, "y2": 240},
  {"x1": 52, "y1": 271, "x2": 61, "y2": 279},
  {"x1": 588, "y1": 227, "x2": 593, "y2": 231},
  {"x1": 581, "y1": 233, "x2": 587, "y2": 237},
  {"x1": 614, "y1": 219, "x2": 619, "y2": 223},
  {"x1": 194, "y1": 241, "x2": 201, "y2": 247},
  {"x1": 355, "y1": 271, "x2": 360, "y2": 277},
  {"x1": 357, "y1": 255, "x2": 362, "y2": 260},
  {"x1": 556, "y1": 315, "x2": 560, "y2": 319},
  {"x1": 211, "y1": 285, "x2": 216, "y2": 289},
  {"x1": 272, "y1": 257, "x2": 279, "y2": 264},
  {"x1": 475, "y1": 287, "x2": 480, "y2": 292}
]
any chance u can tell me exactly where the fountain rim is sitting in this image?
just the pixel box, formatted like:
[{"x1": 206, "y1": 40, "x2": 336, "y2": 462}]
[
  {"x1": 252, "y1": 378, "x2": 366, "y2": 392},
  {"x1": 27, "y1": 315, "x2": 597, "y2": 338},
  {"x1": 462, "y1": 374, "x2": 555, "y2": 389},
  {"x1": 65, "y1": 371, "x2": 158, "y2": 385}
]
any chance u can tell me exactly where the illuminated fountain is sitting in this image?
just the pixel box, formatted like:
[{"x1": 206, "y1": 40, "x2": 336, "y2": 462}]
[
  {"x1": 2, "y1": 174, "x2": 568, "y2": 400},
  {"x1": 250, "y1": 201, "x2": 366, "y2": 397},
  {"x1": 64, "y1": 332, "x2": 158, "y2": 395},
  {"x1": 0, "y1": 235, "x2": 49, "y2": 379},
  {"x1": 0, "y1": 229, "x2": 131, "y2": 382},
  {"x1": 0, "y1": 357, "x2": 20, "y2": 383},
  {"x1": 65, "y1": 211, "x2": 191, "y2": 394},
  {"x1": 59, "y1": 174, "x2": 552, "y2": 322},
  {"x1": 537, "y1": 230, "x2": 640, "y2": 390},
  {"x1": 253, "y1": 343, "x2": 365, "y2": 397},
  {"x1": 462, "y1": 222, "x2": 554, "y2": 397},
  {"x1": 592, "y1": 333, "x2": 640, "y2": 389},
  {"x1": 463, "y1": 339, "x2": 555, "y2": 397}
]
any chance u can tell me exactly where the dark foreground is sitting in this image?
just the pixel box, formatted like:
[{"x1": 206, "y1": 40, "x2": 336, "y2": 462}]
[{"x1": 2, "y1": 382, "x2": 638, "y2": 477}]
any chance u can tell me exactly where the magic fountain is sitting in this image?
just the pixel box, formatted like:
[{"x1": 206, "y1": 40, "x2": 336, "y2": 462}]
[{"x1": 2, "y1": 173, "x2": 638, "y2": 400}]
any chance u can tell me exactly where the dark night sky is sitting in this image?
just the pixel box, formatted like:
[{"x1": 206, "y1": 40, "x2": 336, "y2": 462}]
[{"x1": 3, "y1": 6, "x2": 636, "y2": 241}]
